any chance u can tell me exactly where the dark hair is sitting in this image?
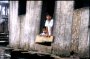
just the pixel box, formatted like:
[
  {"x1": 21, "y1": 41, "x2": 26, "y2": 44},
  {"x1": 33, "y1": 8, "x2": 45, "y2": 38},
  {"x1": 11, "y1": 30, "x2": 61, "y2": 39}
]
[
  {"x1": 43, "y1": 26, "x2": 46, "y2": 29},
  {"x1": 46, "y1": 13, "x2": 52, "y2": 17},
  {"x1": 46, "y1": 14, "x2": 52, "y2": 17}
]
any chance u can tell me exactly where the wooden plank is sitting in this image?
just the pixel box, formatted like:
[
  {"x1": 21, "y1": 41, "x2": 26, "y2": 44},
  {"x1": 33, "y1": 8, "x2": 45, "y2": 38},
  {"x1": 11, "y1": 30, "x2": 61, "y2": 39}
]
[
  {"x1": 35, "y1": 35, "x2": 53, "y2": 43},
  {"x1": 0, "y1": 41, "x2": 7, "y2": 42},
  {"x1": 19, "y1": 15, "x2": 29, "y2": 50}
]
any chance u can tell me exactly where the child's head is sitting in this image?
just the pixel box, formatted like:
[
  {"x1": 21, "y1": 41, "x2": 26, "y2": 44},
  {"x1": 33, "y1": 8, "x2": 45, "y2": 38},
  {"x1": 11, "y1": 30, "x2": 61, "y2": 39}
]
[
  {"x1": 42, "y1": 26, "x2": 47, "y2": 33},
  {"x1": 46, "y1": 14, "x2": 52, "y2": 21},
  {"x1": 42, "y1": 26, "x2": 46, "y2": 31}
]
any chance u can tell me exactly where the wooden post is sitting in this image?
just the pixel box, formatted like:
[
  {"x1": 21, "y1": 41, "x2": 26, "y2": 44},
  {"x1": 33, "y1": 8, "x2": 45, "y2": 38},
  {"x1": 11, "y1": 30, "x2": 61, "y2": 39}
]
[
  {"x1": 20, "y1": 1, "x2": 42, "y2": 50},
  {"x1": 78, "y1": 8, "x2": 89, "y2": 58},
  {"x1": 71, "y1": 9, "x2": 81, "y2": 53},
  {"x1": 19, "y1": 15, "x2": 27, "y2": 50},
  {"x1": 9, "y1": 1, "x2": 20, "y2": 48},
  {"x1": 52, "y1": 1, "x2": 74, "y2": 56}
]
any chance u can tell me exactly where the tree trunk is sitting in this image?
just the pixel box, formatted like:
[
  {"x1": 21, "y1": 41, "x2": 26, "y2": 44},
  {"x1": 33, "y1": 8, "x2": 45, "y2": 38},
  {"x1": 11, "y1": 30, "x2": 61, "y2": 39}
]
[
  {"x1": 78, "y1": 8, "x2": 89, "y2": 58},
  {"x1": 71, "y1": 9, "x2": 81, "y2": 53}
]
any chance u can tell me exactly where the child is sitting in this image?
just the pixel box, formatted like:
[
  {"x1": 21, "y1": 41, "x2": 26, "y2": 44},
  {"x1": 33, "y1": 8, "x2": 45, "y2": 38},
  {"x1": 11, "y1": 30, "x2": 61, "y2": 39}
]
[
  {"x1": 40, "y1": 26, "x2": 48, "y2": 36},
  {"x1": 45, "y1": 14, "x2": 53, "y2": 36}
]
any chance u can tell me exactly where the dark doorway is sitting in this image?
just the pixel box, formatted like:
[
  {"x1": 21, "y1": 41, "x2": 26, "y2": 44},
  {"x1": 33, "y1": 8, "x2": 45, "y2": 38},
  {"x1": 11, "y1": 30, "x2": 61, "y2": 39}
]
[
  {"x1": 11, "y1": 50, "x2": 54, "y2": 59},
  {"x1": 18, "y1": 0, "x2": 26, "y2": 15},
  {"x1": 74, "y1": 0, "x2": 89, "y2": 9},
  {"x1": 39, "y1": 0, "x2": 55, "y2": 33}
]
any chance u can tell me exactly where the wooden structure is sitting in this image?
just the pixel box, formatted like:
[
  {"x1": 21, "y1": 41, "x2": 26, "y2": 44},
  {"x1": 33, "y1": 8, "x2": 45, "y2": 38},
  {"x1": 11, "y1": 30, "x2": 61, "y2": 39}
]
[
  {"x1": 35, "y1": 35, "x2": 54, "y2": 43},
  {"x1": 9, "y1": 1, "x2": 89, "y2": 58},
  {"x1": 0, "y1": 2, "x2": 9, "y2": 33}
]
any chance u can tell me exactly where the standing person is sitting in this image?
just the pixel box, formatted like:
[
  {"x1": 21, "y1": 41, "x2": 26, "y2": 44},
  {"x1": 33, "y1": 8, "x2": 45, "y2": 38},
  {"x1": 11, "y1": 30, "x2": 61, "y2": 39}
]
[{"x1": 45, "y1": 14, "x2": 53, "y2": 36}]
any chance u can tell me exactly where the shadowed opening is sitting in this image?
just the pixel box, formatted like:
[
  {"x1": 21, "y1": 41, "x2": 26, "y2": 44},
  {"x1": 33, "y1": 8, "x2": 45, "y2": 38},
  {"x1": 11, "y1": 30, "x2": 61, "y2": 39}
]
[
  {"x1": 74, "y1": 0, "x2": 89, "y2": 9},
  {"x1": 10, "y1": 51, "x2": 54, "y2": 59},
  {"x1": 40, "y1": 0, "x2": 55, "y2": 33},
  {"x1": 18, "y1": 0, "x2": 26, "y2": 15}
]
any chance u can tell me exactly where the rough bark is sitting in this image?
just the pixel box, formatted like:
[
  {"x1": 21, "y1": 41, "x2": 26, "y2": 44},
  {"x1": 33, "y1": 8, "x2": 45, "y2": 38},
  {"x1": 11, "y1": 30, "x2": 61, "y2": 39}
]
[
  {"x1": 52, "y1": 1, "x2": 74, "y2": 56},
  {"x1": 19, "y1": 15, "x2": 27, "y2": 49},
  {"x1": 78, "y1": 8, "x2": 89, "y2": 58},
  {"x1": 34, "y1": 44, "x2": 52, "y2": 53},
  {"x1": 19, "y1": 1, "x2": 42, "y2": 50},
  {"x1": 71, "y1": 10, "x2": 81, "y2": 53},
  {"x1": 71, "y1": 8, "x2": 89, "y2": 58},
  {"x1": 9, "y1": 1, "x2": 20, "y2": 48}
]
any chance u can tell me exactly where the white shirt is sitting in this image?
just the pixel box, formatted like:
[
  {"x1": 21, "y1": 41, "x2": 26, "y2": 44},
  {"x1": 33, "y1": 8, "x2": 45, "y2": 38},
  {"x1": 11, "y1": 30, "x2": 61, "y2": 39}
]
[
  {"x1": 40, "y1": 31, "x2": 47, "y2": 36},
  {"x1": 45, "y1": 19, "x2": 53, "y2": 35}
]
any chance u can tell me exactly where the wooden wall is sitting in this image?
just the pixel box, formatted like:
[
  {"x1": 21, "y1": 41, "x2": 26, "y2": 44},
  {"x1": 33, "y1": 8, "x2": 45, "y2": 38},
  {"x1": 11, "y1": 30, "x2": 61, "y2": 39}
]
[{"x1": 9, "y1": 1, "x2": 89, "y2": 58}]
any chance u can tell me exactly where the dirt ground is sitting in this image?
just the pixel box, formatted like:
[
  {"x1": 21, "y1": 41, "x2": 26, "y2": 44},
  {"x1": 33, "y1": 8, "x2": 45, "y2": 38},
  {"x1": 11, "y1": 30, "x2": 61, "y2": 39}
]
[{"x1": 0, "y1": 46, "x2": 80, "y2": 59}]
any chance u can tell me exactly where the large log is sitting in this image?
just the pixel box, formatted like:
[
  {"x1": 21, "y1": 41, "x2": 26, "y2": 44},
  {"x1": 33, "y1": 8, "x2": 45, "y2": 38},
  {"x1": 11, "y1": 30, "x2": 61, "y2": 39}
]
[
  {"x1": 78, "y1": 8, "x2": 89, "y2": 58},
  {"x1": 71, "y1": 9, "x2": 81, "y2": 53},
  {"x1": 71, "y1": 8, "x2": 89, "y2": 58},
  {"x1": 52, "y1": 1, "x2": 74, "y2": 56},
  {"x1": 20, "y1": 1, "x2": 42, "y2": 50},
  {"x1": 9, "y1": 1, "x2": 20, "y2": 48}
]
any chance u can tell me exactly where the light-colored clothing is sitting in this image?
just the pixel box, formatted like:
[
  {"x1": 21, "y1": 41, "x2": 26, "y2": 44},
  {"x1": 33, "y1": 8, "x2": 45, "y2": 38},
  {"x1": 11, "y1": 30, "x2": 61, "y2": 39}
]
[
  {"x1": 40, "y1": 32, "x2": 46, "y2": 36},
  {"x1": 45, "y1": 19, "x2": 53, "y2": 35}
]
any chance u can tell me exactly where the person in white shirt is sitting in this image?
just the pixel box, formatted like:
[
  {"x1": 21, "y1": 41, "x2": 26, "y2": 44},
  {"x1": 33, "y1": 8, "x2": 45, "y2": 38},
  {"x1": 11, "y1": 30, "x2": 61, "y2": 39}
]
[{"x1": 45, "y1": 14, "x2": 53, "y2": 36}]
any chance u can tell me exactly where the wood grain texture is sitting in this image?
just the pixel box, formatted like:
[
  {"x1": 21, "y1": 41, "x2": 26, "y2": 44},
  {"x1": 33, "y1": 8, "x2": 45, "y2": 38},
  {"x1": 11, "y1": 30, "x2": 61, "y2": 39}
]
[
  {"x1": 34, "y1": 44, "x2": 52, "y2": 53},
  {"x1": 71, "y1": 9, "x2": 81, "y2": 52},
  {"x1": 52, "y1": 1, "x2": 74, "y2": 56},
  {"x1": 70, "y1": 8, "x2": 89, "y2": 58},
  {"x1": 19, "y1": 1, "x2": 42, "y2": 50},
  {"x1": 78, "y1": 8, "x2": 89, "y2": 58},
  {"x1": 9, "y1": 1, "x2": 20, "y2": 48},
  {"x1": 19, "y1": 15, "x2": 28, "y2": 50}
]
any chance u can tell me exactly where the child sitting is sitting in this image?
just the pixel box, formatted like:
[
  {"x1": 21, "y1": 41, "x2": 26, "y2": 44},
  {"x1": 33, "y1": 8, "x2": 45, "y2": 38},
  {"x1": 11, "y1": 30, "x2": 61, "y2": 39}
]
[{"x1": 40, "y1": 26, "x2": 49, "y2": 36}]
